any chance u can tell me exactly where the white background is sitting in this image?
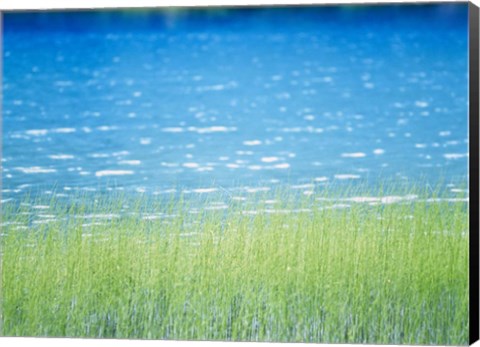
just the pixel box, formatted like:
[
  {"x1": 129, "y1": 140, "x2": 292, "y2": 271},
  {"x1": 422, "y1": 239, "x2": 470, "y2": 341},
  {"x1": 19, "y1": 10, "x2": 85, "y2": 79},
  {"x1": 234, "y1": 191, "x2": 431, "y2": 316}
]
[{"x1": 0, "y1": 0, "x2": 478, "y2": 347}]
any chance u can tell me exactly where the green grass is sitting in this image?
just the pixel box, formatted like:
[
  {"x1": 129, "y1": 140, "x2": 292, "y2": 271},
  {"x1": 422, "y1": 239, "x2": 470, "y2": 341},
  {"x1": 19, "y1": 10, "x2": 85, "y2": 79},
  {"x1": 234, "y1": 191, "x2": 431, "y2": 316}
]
[{"x1": 0, "y1": 185, "x2": 469, "y2": 344}]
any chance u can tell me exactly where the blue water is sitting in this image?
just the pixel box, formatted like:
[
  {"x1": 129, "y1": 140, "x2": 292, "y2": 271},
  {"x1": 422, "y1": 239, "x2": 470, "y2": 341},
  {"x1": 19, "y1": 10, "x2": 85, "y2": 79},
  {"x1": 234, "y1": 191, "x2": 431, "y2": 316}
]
[{"x1": 2, "y1": 5, "x2": 469, "y2": 199}]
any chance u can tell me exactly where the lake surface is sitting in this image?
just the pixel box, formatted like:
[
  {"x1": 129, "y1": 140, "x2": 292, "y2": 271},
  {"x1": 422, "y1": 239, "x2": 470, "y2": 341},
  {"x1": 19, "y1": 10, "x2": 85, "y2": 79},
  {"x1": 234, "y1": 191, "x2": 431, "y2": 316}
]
[{"x1": 2, "y1": 5, "x2": 469, "y2": 200}]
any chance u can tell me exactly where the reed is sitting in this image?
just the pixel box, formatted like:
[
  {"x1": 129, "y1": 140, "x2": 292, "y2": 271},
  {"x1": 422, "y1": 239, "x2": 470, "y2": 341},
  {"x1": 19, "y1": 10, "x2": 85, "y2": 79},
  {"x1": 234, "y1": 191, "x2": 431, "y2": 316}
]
[{"x1": 0, "y1": 185, "x2": 469, "y2": 344}]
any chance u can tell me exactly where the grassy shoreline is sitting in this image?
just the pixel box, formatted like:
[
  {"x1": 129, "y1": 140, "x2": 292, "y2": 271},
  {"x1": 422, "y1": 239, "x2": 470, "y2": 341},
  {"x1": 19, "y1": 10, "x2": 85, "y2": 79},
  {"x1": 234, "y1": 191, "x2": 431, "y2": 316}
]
[{"x1": 0, "y1": 187, "x2": 469, "y2": 344}]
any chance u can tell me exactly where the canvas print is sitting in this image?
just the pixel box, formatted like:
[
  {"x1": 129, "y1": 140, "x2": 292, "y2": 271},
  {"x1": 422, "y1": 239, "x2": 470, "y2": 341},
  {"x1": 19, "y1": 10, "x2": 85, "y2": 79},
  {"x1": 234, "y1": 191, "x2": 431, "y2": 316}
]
[{"x1": 0, "y1": 3, "x2": 471, "y2": 345}]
